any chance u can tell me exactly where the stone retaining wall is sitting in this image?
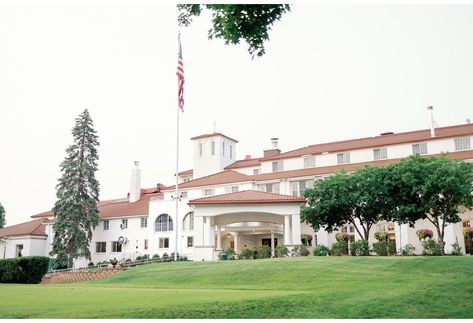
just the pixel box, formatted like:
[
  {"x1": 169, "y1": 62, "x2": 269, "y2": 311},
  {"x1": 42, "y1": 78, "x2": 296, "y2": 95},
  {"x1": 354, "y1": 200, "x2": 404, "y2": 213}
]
[{"x1": 41, "y1": 268, "x2": 124, "y2": 284}]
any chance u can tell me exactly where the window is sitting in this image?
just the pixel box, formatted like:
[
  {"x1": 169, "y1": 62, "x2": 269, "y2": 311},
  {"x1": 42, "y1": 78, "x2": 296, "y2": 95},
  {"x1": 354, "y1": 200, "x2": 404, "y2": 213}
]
[
  {"x1": 155, "y1": 214, "x2": 173, "y2": 232},
  {"x1": 303, "y1": 155, "x2": 316, "y2": 168},
  {"x1": 159, "y1": 237, "x2": 169, "y2": 249},
  {"x1": 181, "y1": 191, "x2": 188, "y2": 198},
  {"x1": 290, "y1": 179, "x2": 314, "y2": 197},
  {"x1": 253, "y1": 169, "x2": 260, "y2": 175},
  {"x1": 387, "y1": 224, "x2": 395, "y2": 231},
  {"x1": 211, "y1": 141, "x2": 215, "y2": 155},
  {"x1": 258, "y1": 183, "x2": 280, "y2": 194},
  {"x1": 103, "y1": 220, "x2": 109, "y2": 230},
  {"x1": 272, "y1": 160, "x2": 283, "y2": 172},
  {"x1": 183, "y1": 212, "x2": 194, "y2": 231},
  {"x1": 141, "y1": 217, "x2": 147, "y2": 228},
  {"x1": 373, "y1": 148, "x2": 387, "y2": 160},
  {"x1": 121, "y1": 219, "x2": 128, "y2": 229},
  {"x1": 111, "y1": 241, "x2": 122, "y2": 252},
  {"x1": 412, "y1": 142, "x2": 428, "y2": 155},
  {"x1": 187, "y1": 236, "x2": 194, "y2": 247},
  {"x1": 222, "y1": 142, "x2": 225, "y2": 156},
  {"x1": 455, "y1": 137, "x2": 471, "y2": 151},
  {"x1": 144, "y1": 239, "x2": 148, "y2": 250},
  {"x1": 15, "y1": 244, "x2": 23, "y2": 257},
  {"x1": 230, "y1": 145, "x2": 233, "y2": 159},
  {"x1": 337, "y1": 152, "x2": 350, "y2": 164},
  {"x1": 225, "y1": 186, "x2": 239, "y2": 194},
  {"x1": 199, "y1": 143, "x2": 203, "y2": 157},
  {"x1": 95, "y1": 242, "x2": 106, "y2": 253},
  {"x1": 203, "y1": 188, "x2": 214, "y2": 196}
]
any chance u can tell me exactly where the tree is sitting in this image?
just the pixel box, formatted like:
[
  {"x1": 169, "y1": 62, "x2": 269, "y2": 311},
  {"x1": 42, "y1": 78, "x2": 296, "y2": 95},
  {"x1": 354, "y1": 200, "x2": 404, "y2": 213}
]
[
  {"x1": 178, "y1": 4, "x2": 291, "y2": 58},
  {"x1": 0, "y1": 202, "x2": 5, "y2": 228},
  {"x1": 387, "y1": 155, "x2": 473, "y2": 254},
  {"x1": 301, "y1": 166, "x2": 393, "y2": 241},
  {"x1": 52, "y1": 109, "x2": 100, "y2": 268}
]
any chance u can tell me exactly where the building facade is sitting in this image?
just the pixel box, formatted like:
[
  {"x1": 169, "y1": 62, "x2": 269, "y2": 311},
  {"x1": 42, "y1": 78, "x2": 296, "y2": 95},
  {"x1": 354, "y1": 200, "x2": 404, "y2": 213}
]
[{"x1": 1, "y1": 122, "x2": 473, "y2": 265}]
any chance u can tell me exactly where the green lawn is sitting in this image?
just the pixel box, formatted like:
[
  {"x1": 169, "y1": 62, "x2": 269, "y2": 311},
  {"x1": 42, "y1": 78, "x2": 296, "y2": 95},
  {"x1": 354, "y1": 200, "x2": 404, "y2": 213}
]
[{"x1": 0, "y1": 256, "x2": 472, "y2": 318}]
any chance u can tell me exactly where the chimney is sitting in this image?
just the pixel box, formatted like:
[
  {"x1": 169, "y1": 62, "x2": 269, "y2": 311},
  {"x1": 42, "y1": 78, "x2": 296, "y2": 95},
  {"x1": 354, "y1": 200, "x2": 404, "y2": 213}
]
[
  {"x1": 244, "y1": 154, "x2": 252, "y2": 160},
  {"x1": 129, "y1": 161, "x2": 141, "y2": 202},
  {"x1": 264, "y1": 137, "x2": 281, "y2": 157},
  {"x1": 427, "y1": 106, "x2": 436, "y2": 137}
]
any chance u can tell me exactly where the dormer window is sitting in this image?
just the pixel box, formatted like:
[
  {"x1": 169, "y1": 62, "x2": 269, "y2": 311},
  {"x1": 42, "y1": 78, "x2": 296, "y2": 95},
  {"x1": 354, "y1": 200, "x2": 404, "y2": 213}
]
[
  {"x1": 272, "y1": 160, "x2": 284, "y2": 172},
  {"x1": 203, "y1": 188, "x2": 214, "y2": 196},
  {"x1": 303, "y1": 155, "x2": 316, "y2": 168},
  {"x1": 337, "y1": 152, "x2": 350, "y2": 164}
]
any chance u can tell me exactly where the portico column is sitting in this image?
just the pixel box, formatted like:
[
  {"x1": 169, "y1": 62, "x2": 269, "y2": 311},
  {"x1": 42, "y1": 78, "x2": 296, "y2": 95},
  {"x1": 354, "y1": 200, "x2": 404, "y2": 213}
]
[
  {"x1": 284, "y1": 215, "x2": 292, "y2": 245},
  {"x1": 271, "y1": 231, "x2": 275, "y2": 257},
  {"x1": 216, "y1": 226, "x2": 222, "y2": 250},
  {"x1": 234, "y1": 232, "x2": 239, "y2": 253},
  {"x1": 291, "y1": 214, "x2": 301, "y2": 245}
]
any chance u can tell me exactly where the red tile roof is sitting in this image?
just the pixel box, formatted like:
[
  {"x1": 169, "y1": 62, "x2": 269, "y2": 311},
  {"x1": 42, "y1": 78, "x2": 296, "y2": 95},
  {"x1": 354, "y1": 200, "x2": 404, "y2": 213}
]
[
  {"x1": 0, "y1": 219, "x2": 47, "y2": 238},
  {"x1": 30, "y1": 191, "x2": 163, "y2": 220},
  {"x1": 188, "y1": 190, "x2": 306, "y2": 205},
  {"x1": 191, "y1": 132, "x2": 238, "y2": 143},
  {"x1": 166, "y1": 170, "x2": 252, "y2": 190},
  {"x1": 225, "y1": 157, "x2": 262, "y2": 169},
  {"x1": 261, "y1": 123, "x2": 473, "y2": 161},
  {"x1": 178, "y1": 169, "x2": 193, "y2": 176}
]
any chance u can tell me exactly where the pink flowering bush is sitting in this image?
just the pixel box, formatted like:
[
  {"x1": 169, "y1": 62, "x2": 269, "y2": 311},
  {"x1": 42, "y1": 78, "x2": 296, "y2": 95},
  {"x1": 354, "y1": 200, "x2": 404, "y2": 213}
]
[
  {"x1": 463, "y1": 227, "x2": 473, "y2": 238},
  {"x1": 335, "y1": 232, "x2": 349, "y2": 242},
  {"x1": 416, "y1": 229, "x2": 434, "y2": 240},
  {"x1": 374, "y1": 231, "x2": 387, "y2": 241}
]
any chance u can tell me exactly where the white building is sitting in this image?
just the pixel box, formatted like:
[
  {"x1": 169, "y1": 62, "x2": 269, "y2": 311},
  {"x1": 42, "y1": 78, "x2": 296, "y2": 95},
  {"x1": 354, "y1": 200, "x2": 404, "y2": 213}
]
[{"x1": 1, "y1": 122, "x2": 473, "y2": 265}]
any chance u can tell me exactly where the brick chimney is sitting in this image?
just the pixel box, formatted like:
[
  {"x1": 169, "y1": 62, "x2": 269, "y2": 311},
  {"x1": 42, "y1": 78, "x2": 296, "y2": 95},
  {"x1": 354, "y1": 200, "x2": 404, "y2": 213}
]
[
  {"x1": 264, "y1": 138, "x2": 281, "y2": 157},
  {"x1": 129, "y1": 161, "x2": 141, "y2": 202}
]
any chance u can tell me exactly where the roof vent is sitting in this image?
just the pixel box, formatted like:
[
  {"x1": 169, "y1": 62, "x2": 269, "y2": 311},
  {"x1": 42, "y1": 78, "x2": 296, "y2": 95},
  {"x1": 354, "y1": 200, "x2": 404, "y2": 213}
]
[
  {"x1": 380, "y1": 131, "x2": 394, "y2": 136},
  {"x1": 467, "y1": 118, "x2": 471, "y2": 124},
  {"x1": 244, "y1": 154, "x2": 252, "y2": 160}
]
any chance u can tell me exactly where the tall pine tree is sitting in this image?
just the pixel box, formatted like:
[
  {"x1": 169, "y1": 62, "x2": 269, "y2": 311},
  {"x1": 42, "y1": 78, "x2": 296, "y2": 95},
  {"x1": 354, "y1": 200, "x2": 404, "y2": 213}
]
[
  {"x1": 52, "y1": 109, "x2": 100, "y2": 268},
  {"x1": 0, "y1": 202, "x2": 5, "y2": 228}
]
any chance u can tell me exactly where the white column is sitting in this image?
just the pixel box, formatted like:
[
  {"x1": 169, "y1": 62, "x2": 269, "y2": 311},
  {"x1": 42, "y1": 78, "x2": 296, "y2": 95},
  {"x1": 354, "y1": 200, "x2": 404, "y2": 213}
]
[
  {"x1": 284, "y1": 215, "x2": 292, "y2": 245},
  {"x1": 233, "y1": 232, "x2": 239, "y2": 253},
  {"x1": 312, "y1": 233, "x2": 317, "y2": 246},
  {"x1": 443, "y1": 222, "x2": 456, "y2": 254},
  {"x1": 216, "y1": 226, "x2": 222, "y2": 250},
  {"x1": 203, "y1": 216, "x2": 210, "y2": 246},
  {"x1": 271, "y1": 231, "x2": 275, "y2": 257},
  {"x1": 291, "y1": 214, "x2": 301, "y2": 245}
]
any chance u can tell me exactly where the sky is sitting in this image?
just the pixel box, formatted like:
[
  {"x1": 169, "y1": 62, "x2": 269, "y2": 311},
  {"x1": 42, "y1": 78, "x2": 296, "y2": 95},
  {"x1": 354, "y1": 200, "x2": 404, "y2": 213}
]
[{"x1": 1, "y1": 1, "x2": 473, "y2": 225}]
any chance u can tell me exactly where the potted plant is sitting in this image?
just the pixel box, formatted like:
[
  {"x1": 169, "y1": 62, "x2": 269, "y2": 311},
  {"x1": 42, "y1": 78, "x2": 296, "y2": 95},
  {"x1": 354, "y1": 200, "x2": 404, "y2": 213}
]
[
  {"x1": 335, "y1": 232, "x2": 349, "y2": 242},
  {"x1": 374, "y1": 231, "x2": 387, "y2": 241},
  {"x1": 416, "y1": 229, "x2": 434, "y2": 240},
  {"x1": 463, "y1": 227, "x2": 473, "y2": 238}
]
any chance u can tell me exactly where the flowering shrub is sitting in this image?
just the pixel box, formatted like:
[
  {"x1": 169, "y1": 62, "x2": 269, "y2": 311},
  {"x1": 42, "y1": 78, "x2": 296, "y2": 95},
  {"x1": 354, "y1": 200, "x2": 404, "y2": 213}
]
[
  {"x1": 350, "y1": 240, "x2": 370, "y2": 256},
  {"x1": 374, "y1": 231, "x2": 388, "y2": 241},
  {"x1": 335, "y1": 232, "x2": 349, "y2": 242},
  {"x1": 463, "y1": 227, "x2": 473, "y2": 238},
  {"x1": 330, "y1": 241, "x2": 348, "y2": 256},
  {"x1": 416, "y1": 229, "x2": 434, "y2": 240},
  {"x1": 422, "y1": 239, "x2": 442, "y2": 256},
  {"x1": 313, "y1": 245, "x2": 329, "y2": 256}
]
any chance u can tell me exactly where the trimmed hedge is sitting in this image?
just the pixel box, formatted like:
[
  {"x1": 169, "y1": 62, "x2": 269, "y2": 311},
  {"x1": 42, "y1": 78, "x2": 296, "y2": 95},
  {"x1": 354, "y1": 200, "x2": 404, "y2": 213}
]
[{"x1": 0, "y1": 256, "x2": 49, "y2": 284}]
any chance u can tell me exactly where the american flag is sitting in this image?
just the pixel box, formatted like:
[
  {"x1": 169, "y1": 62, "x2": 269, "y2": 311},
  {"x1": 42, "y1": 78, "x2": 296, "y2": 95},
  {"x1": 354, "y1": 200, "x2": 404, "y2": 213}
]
[{"x1": 176, "y1": 33, "x2": 185, "y2": 112}]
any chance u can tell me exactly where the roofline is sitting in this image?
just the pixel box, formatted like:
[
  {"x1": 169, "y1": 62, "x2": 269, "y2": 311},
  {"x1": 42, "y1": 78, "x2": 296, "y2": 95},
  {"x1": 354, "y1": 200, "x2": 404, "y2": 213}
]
[
  {"x1": 188, "y1": 200, "x2": 306, "y2": 205},
  {"x1": 188, "y1": 190, "x2": 306, "y2": 205},
  {"x1": 191, "y1": 132, "x2": 239, "y2": 143}
]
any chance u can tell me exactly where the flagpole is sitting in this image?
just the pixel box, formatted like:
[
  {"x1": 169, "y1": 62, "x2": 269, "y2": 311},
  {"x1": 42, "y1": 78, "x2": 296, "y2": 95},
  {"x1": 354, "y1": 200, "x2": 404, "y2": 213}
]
[{"x1": 174, "y1": 74, "x2": 180, "y2": 263}]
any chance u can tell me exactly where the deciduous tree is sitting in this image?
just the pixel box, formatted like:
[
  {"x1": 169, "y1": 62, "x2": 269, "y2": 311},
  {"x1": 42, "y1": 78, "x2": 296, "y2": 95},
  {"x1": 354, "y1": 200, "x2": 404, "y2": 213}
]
[
  {"x1": 0, "y1": 202, "x2": 5, "y2": 228},
  {"x1": 52, "y1": 109, "x2": 100, "y2": 268},
  {"x1": 178, "y1": 4, "x2": 290, "y2": 58}
]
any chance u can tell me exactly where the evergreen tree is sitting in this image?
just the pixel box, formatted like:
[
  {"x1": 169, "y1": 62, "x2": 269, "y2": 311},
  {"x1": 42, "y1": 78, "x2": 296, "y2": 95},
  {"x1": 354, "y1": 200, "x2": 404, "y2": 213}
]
[
  {"x1": 0, "y1": 202, "x2": 5, "y2": 228},
  {"x1": 52, "y1": 109, "x2": 100, "y2": 268}
]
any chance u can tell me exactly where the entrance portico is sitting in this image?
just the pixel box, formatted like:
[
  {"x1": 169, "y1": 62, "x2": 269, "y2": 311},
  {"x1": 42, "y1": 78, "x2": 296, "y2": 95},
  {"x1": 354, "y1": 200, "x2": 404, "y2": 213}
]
[{"x1": 188, "y1": 190, "x2": 306, "y2": 261}]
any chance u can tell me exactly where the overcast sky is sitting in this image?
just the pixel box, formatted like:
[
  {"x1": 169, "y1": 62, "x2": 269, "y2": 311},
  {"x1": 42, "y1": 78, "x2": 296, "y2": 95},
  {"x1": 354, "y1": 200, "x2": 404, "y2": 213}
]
[{"x1": 1, "y1": 1, "x2": 473, "y2": 225}]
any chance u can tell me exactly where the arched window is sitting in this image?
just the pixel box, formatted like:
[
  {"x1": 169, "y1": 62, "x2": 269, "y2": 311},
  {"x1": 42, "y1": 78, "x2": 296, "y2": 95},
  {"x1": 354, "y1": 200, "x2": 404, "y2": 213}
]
[
  {"x1": 183, "y1": 212, "x2": 194, "y2": 231},
  {"x1": 155, "y1": 214, "x2": 173, "y2": 232}
]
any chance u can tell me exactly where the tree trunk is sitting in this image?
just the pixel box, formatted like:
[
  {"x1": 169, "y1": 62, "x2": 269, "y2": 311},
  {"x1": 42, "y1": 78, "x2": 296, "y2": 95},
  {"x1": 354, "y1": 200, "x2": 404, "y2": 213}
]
[{"x1": 68, "y1": 255, "x2": 74, "y2": 269}]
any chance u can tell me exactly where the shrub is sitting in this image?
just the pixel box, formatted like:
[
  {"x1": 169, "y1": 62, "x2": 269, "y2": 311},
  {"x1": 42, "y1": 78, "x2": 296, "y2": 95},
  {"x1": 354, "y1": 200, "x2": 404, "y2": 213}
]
[
  {"x1": 372, "y1": 241, "x2": 395, "y2": 256},
  {"x1": 239, "y1": 248, "x2": 254, "y2": 260},
  {"x1": 48, "y1": 258, "x2": 67, "y2": 270},
  {"x1": 135, "y1": 256, "x2": 142, "y2": 261},
  {"x1": 218, "y1": 252, "x2": 228, "y2": 261},
  {"x1": 141, "y1": 254, "x2": 149, "y2": 260},
  {"x1": 450, "y1": 242, "x2": 463, "y2": 256},
  {"x1": 255, "y1": 245, "x2": 272, "y2": 259},
  {"x1": 88, "y1": 261, "x2": 95, "y2": 268},
  {"x1": 313, "y1": 245, "x2": 329, "y2": 256},
  {"x1": 335, "y1": 232, "x2": 349, "y2": 242},
  {"x1": 275, "y1": 245, "x2": 289, "y2": 258},
  {"x1": 292, "y1": 245, "x2": 310, "y2": 257},
  {"x1": 170, "y1": 252, "x2": 179, "y2": 261},
  {"x1": 0, "y1": 256, "x2": 49, "y2": 284},
  {"x1": 152, "y1": 254, "x2": 160, "y2": 259},
  {"x1": 401, "y1": 244, "x2": 416, "y2": 256},
  {"x1": 350, "y1": 240, "x2": 370, "y2": 256},
  {"x1": 178, "y1": 256, "x2": 189, "y2": 261},
  {"x1": 162, "y1": 252, "x2": 170, "y2": 262},
  {"x1": 330, "y1": 241, "x2": 348, "y2": 256},
  {"x1": 422, "y1": 239, "x2": 443, "y2": 256},
  {"x1": 463, "y1": 227, "x2": 473, "y2": 237}
]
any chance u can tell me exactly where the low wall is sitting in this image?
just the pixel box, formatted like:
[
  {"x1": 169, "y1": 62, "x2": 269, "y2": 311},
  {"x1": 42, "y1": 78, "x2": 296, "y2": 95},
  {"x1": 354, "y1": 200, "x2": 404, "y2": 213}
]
[{"x1": 41, "y1": 268, "x2": 124, "y2": 284}]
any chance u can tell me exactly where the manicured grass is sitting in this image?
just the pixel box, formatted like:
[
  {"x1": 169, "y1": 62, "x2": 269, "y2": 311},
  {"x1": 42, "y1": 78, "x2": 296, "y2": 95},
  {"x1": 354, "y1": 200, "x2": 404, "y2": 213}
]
[{"x1": 0, "y1": 256, "x2": 472, "y2": 318}]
